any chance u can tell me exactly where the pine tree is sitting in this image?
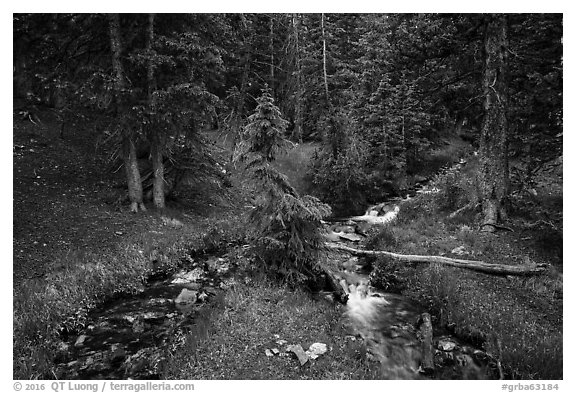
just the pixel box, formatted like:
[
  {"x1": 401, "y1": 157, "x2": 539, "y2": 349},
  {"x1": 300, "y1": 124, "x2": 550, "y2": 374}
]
[{"x1": 235, "y1": 87, "x2": 331, "y2": 282}]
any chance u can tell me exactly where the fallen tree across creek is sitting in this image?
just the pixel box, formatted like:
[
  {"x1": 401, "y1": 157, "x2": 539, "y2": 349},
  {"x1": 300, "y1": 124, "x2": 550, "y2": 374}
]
[{"x1": 326, "y1": 243, "x2": 548, "y2": 276}]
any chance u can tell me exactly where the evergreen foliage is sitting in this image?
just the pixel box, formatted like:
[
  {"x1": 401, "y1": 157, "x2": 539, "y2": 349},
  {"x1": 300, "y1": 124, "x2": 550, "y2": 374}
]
[
  {"x1": 235, "y1": 88, "x2": 331, "y2": 282},
  {"x1": 13, "y1": 12, "x2": 562, "y2": 219}
]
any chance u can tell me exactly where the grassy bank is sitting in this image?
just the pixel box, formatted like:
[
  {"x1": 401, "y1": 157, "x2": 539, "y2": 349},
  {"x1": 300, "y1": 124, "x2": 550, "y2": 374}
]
[
  {"x1": 13, "y1": 211, "x2": 246, "y2": 379},
  {"x1": 365, "y1": 162, "x2": 563, "y2": 379},
  {"x1": 163, "y1": 273, "x2": 381, "y2": 379}
]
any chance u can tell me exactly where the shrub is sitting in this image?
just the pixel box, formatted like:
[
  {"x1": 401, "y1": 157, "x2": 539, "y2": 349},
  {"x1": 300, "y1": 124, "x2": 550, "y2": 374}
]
[{"x1": 430, "y1": 162, "x2": 480, "y2": 214}]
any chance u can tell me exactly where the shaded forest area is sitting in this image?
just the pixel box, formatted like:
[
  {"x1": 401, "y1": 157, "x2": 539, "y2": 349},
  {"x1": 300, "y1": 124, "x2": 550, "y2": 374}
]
[
  {"x1": 14, "y1": 14, "x2": 562, "y2": 214},
  {"x1": 13, "y1": 13, "x2": 562, "y2": 381}
]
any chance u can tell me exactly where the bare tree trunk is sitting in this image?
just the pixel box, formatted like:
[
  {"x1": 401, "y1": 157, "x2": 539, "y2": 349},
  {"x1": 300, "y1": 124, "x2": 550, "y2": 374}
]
[
  {"x1": 122, "y1": 137, "x2": 145, "y2": 212},
  {"x1": 230, "y1": 13, "x2": 252, "y2": 161},
  {"x1": 269, "y1": 15, "x2": 275, "y2": 91},
  {"x1": 108, "y1": 13, "x2": 145, "y2": 212},
  {"x1": 292, "y1": 14, "x2": 303, "y2": 143},
  {"x1": 146, "y1": 13, "x2": 165, "y2": 209},
  {"x1": 479, "y1": 14, "x2": 509, "y2": 232},
  {"x1": 321, "y1": 13, "x2": 330, "y2": 107}
]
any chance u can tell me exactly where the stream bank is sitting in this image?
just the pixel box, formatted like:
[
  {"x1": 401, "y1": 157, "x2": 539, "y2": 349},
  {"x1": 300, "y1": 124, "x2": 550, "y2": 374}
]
[{"x1": 54, "y1": 252, "x2": 236, "y2": 379}]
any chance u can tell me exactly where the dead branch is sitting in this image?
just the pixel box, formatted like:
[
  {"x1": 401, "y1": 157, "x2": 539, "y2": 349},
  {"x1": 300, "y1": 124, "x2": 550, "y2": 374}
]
[
  {"x1": 481, "y1": 223, "x2": 514, "y2": 232},
  {"x1": 326, "y1": 243, "x2": 548, "y2": 276},
  {"x1": 448, "y1": 202, "x2": 479, "y2": 219}
]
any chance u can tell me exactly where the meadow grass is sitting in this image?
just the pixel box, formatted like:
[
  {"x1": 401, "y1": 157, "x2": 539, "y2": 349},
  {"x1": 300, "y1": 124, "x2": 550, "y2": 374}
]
[{"x1": 162, "y1": 273, "x2": 381, "y2": 380}]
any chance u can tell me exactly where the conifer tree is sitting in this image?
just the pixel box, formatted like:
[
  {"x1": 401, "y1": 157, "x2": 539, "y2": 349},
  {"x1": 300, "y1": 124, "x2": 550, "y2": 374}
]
[{"x1": 235, "y1": 87, "x2": 331, "y2": 282}]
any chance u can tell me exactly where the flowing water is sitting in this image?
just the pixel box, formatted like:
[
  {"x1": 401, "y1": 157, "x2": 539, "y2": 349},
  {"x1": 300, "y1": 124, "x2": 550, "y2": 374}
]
[
  {"x1": 55, "y1": 255, "x2": 234, "y2": 379},
  {"x1": 329, "y1": 199, "x2": 501, "y2": 379},
  {"x1": 54, "y1": 165, "x2": 497, "y2": 380}
]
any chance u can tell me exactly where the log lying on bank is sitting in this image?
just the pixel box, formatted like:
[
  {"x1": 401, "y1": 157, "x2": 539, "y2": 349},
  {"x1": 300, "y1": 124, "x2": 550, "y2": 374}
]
[{"x1": 326, "y1": 243, "x2": 548, "y2": 276}]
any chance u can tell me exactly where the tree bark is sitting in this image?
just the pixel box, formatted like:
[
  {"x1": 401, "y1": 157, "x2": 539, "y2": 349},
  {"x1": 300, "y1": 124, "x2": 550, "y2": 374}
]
[
  {"x1": 230, "y1": 13, "x2": 252, "y2": 161},
  {"x1": 108, "y1": 13, "x2": 145, "y2": 213},
  {"x1": 326, "y1": 243, "x2": 548, "y2": 276},
  {"x1": 269, "y1": 15, "x2": 275, "y2": 91},
  {"x1": 292, "y1": 14, "x2": 303, "y2": 143},
  {"x1": 321, "y1": 13, "x2": 331, "y2": 107},
  {"x1": 146, "y1": 13, "x2": 165, "y2": 209},
  {"x1": 479, "y1": 14, "x2": 509, "y2": 232},
  {"x1": 418, "y1": 313, "x2": 435, "y2": 374}
]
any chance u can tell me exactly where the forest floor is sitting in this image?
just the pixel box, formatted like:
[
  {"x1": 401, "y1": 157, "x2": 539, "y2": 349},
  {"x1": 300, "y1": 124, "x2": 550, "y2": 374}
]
[{"x1": 13, "y1": 105, "x2": 563, "y2": 380}]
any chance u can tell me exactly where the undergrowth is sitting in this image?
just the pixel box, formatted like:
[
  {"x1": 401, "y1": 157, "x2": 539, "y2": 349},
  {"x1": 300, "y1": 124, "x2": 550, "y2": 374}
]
[{"x1": 366, "y1": 165, "x2": 563, "y2": 379}]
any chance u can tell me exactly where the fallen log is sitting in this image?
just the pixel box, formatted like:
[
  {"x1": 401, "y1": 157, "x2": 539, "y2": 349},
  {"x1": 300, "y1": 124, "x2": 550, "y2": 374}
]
[{"x1": 326, "y1": 243, "x2": 548, "y2": 276}]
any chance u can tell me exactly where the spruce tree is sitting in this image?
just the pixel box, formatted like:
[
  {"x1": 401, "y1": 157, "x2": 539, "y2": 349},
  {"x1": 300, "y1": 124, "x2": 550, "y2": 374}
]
[{"x1": 235, "y1": 87, "x2": 331, "y2": 282}]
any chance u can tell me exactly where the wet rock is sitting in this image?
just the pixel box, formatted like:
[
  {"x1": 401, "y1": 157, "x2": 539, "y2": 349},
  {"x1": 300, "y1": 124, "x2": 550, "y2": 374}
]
[
  {"x1": 287, "y1": 344, "x2": 309, "y2": 366},
  {"x1": 323, "y1": 231, "x2": 341, "y2": 242},
  {"x1": 437, "y1": 338, "x2": 459, "y2": 352},
  {"x1": 171, "y1": 269, "x2": 204, "y2": 284},
  {"x1": 175, "y1": 289, "x2": 198, "y2": 304},
  {"x1": 74, "y1": 335, "x2": 88, "y2": 348},
  {"x1": 333, "y1": 225, "x2": 356, "y2": 233},
  {"x1": 140, "y1": 311, "x2": 166, "y2": 320}
]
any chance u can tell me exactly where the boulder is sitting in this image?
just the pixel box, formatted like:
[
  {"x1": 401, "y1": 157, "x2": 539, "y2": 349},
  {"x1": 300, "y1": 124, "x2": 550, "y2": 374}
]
[
  {"x1": 175, "y1": 289, "x2": 198, "y2": 304},
  {"x1": 306, "y1": 343, "x2": 328, "y2": 359},
  {"x1": 74, "y1": 335, "x2": 88, "y2": 348}
]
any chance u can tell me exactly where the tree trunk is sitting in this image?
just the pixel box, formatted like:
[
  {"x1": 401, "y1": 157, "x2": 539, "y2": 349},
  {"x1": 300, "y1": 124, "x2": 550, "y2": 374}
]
[
  {"x1": 108, "y1": 13, "x2": 145, "y2": 212},
  {"x1": 292, "y1": 14, "x2": 303, "y2": 143},
  {"x1": 230, "y1": 13, "x2": 252, "y2": 161},
  {"x1": 269, "y1": 15, "x2": 275, "y2": 91},
  {"x1": 321, "y1": 13, "x2": 331, "y2": 107},
  {"x1": 146, "y1": 13, "x2": 165, "y2": 209},
  {"x1": 122, "y1": 137, "x2": 145, "y2": 213},
  {"x1": 479, "y1": 14, "x2": 509, "y2": 232}
]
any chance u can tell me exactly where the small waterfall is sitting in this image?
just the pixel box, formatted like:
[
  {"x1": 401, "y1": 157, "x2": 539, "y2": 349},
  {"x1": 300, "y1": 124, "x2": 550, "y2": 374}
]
[{"x1": 344, "y1": 283, "x2": 422, "y2": 379}]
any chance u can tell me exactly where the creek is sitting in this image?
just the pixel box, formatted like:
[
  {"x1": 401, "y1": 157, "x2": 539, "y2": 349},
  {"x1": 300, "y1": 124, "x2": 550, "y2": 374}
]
[
  {"x1": 54, "y1": 254, "x2": 234, "y2": 379},
  {"x1": 325, "y1": 195, "x2": 502, "y2": 379},
  {"x1": 54, "y1": 158, "x2": 497, "y2": 380}
]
